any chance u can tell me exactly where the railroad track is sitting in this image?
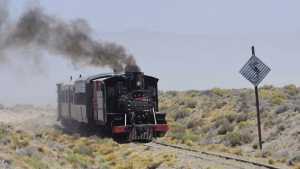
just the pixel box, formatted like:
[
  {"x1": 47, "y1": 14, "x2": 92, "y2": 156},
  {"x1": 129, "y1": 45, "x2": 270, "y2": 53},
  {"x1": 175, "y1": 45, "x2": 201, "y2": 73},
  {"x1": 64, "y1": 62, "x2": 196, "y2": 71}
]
[{"x1": 144, "y1": 141, "x2": 287, "y2": 169}]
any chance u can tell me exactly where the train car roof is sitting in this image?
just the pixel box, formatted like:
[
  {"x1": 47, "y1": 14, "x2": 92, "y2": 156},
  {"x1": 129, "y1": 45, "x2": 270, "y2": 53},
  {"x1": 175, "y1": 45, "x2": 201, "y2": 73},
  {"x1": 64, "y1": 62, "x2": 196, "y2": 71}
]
[
  {"x1": 86, "y1": 72, "x2": 159, "y2": 83},
  {"x1": 86, "y1": 73, "x2": 120, "y2": 82},
  {"x1": 58, "y1": 72, "x2": 158, "y2": 85}
]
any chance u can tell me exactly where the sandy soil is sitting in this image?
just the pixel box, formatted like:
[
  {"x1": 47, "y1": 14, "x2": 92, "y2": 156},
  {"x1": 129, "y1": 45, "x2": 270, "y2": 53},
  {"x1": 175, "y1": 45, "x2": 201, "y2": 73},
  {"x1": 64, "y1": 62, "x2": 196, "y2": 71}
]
[{"x1": 0, "y1": 104, "x2": 57, "y2": 132}]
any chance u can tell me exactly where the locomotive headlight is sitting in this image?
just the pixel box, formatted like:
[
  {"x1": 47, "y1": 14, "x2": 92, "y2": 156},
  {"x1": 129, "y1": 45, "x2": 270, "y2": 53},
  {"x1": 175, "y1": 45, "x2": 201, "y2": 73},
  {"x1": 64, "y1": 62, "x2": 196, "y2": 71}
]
[{"x1": 137, "y1": 81, "x2": 141, "y2": 87}]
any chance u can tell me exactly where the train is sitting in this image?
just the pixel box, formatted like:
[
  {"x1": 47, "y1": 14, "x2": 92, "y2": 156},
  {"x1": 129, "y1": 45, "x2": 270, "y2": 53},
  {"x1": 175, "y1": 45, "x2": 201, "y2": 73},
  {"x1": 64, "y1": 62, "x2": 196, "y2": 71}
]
[{"x1": 57, "y1": 67, "x2": 168, "y2": 141}]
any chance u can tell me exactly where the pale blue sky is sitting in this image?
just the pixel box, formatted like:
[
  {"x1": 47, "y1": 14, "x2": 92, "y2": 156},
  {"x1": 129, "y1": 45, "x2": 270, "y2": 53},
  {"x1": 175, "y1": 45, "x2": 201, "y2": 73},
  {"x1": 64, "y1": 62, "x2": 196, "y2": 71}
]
[{"x1": 1, "y1": 0, "x2": 300, "y2": 105}]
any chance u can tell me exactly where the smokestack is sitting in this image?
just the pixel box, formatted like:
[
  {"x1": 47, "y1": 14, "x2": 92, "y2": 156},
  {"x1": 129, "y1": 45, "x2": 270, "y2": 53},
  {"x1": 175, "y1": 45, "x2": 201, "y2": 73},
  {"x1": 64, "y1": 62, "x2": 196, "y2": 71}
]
[
  {"x1": 125, "y1": 56, "x2": 141, "y2": 73},
  {"x1": 0, "y1": 2, "x2": 139, "y2": 72}
]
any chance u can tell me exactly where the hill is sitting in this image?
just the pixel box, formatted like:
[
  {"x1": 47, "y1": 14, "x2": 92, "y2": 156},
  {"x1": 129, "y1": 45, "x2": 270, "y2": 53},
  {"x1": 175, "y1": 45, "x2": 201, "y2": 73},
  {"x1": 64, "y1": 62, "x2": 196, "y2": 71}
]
[
  {"x1": 0, "y1": 85, "x2": 300, "y2": 168},
  {"x1": 159, "y1": 85, "x2": 300, "y2": 167}
]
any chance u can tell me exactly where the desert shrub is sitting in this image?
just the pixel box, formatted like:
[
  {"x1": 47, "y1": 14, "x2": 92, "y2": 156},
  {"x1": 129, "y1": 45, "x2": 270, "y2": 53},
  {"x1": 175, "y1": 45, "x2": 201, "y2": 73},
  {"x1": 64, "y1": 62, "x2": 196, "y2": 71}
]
[
  {"x1": 229, "y1": 148, "x2": 243, "y2": 156},
  {"x1": 268, "y1": 159, "x2": 275, "y2": 165},
  {"x1": 284, "y1": 84, "x2": 299, "y2": 96},
  {"x1": 201, "y1": 125, "x2": 211, "y2": 133},
  {"x1": 182, "y1": 130, "x2": 199, "y2": 143},
  {"x1": 261, "y1": 85, "x2": 275, "y2": 90},
  {"x1": 293, "y1": 105, "x2": 300, "y2": 112},
  {"x1": 214, "y1": 101, "x2": 227, "y2": 109},
  {"x1": 252, "y1": 143, "x2": 258, "y2": 149},
  {"x1": 11, "y1": 133, "x2": 30, "y2": 149},
  {"x1": 225, "y1": 112, "x2": 237, "y2": 123},
  {"x1": 270, "y1": 92, "x2": 287, "y2": 105},
  {"x1": 240, "y1": 131, "x2": 253, "y2": 144},
  {"x1": 260, "y1": 88, "x2": 287, "y2": 105},
  {"x1": 186, "y1": 90, "x2": 201, "y2": 97},
  {"x1": 165, "y1": 91, "x2": 178, "y2": 97},
  {"x1": 237, "y1": 102, "x2": 250, "y2": 113},
  {"x1": 186, "y1": 117, "x2": 203, "y2": 129},
  {"x1": 167, "y1": 123, "x2": 185, "y2": 140},
  {"x1": 65, "y1": 152, "x2": 93, "y2": 168},
  {"x1": 236, "y1": 113, "x2": 248, "y2": 123},
  {"x1": 167, "y1": 123, "x2": 199, "y2": 143},
  {"x1": 275, "y1": 105, "x2": 289, "y2": 114},
  {"x1": 147, "y1": 161, "x2": 162, "y2": 169},
  {"x1": 237, "y1": 120, "x2": 254, "y2": 129},
  {"x1": 277, "y1": 125, "x2": 285, "y2": 132},
  {"x1": 225, "y1": 130, "x2": 253, "y2": 146},
  {"x1": 73, "y1": 144, "x2": 93, "y2": 156},
  {"x1": 293, "y1": 165, "x2": 300, "y2": 169},
  {"x1": 173, "y1": 108, "x2": 192, "y2": 121},
  {"x1": 24, "y1": 156, "x2": 49, "y2": 169},
  {"x1": 177, "y1": 99, "x2": 185, "y2": 106},
  {"x1": 211, "y1": 88, "x2": 228, "y2": 97},
  {"x1": 217, "y1": 119, "x2": 234, "y2": 135},
  {"x1": 264, "y1": 119, "x2": 275, "y2": 129},
  {"x1": 238, "y1": 92, "x2": 251, "y2": 109},
  {"x1": 0, "y1": 127, "x2": 7, "y2": 140},
  {"x1": 185, "y1": 99, "x2": 197, "y2": 109},
  {"x1": 225, "y1": 132, "x2": 242, "y2": 147}
]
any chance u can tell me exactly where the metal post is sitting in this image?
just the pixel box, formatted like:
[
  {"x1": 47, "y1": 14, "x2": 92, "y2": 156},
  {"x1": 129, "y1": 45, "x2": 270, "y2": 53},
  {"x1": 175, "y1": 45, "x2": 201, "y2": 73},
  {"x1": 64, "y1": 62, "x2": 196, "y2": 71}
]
[
  {"x1": 255, "y1": 86, "x2": 263, "y2": 150},
  {"x1": 252, "y1": 46, "x2": 255, "y2": 56},
  {"x1": 252, "y1": 46, "x2": 263, "y2": 150}
]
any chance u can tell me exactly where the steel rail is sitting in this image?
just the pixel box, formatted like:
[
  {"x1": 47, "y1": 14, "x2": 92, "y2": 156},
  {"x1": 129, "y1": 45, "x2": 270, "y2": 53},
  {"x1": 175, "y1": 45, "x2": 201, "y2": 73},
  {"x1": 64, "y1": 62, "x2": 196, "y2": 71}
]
[{"x1": 145, "y1": 141, "x2": 285, "y2": 169}]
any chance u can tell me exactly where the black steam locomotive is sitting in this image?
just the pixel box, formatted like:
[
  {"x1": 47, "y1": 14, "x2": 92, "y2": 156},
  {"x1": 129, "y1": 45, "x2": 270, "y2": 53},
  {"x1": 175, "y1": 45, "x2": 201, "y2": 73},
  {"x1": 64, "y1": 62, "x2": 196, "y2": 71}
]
[{"x1": 57, "y1": 69, "x2": 168, "y2": 141}]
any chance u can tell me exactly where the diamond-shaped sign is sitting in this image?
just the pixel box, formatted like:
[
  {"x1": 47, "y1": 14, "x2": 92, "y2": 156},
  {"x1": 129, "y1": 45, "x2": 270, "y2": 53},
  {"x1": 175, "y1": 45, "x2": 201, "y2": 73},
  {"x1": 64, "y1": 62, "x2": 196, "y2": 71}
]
[{"x1": 240, "y1": 55, "x2": 271, "y2": 86}]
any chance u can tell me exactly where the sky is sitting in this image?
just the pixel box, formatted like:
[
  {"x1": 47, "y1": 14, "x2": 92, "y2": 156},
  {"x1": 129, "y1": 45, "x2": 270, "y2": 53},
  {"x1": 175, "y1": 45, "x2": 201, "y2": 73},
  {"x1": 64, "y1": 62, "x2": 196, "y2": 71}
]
[{"x1": 1, "y1": 0, "x2": 300, "y2": 105}]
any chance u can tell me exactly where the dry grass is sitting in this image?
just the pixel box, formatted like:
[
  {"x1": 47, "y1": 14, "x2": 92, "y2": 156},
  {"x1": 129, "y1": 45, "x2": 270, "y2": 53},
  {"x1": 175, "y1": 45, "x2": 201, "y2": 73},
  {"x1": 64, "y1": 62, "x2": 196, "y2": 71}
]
[
  {"x1": 159, "y1": 87, "x2": 299, "y2": 168},
  {"x1": 294, "y1": 164, "x2": 300, "y2": 169},
  {"x1": 0, "y1": 124, "x2": 178, "y2": 169}
]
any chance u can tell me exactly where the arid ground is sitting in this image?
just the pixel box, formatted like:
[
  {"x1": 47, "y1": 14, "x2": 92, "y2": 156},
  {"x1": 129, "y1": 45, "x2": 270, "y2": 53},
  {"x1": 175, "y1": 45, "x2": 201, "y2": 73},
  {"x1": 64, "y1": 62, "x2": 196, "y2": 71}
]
[{"x1": 0, "y1": 85, "x2": 300, "y2": 169}]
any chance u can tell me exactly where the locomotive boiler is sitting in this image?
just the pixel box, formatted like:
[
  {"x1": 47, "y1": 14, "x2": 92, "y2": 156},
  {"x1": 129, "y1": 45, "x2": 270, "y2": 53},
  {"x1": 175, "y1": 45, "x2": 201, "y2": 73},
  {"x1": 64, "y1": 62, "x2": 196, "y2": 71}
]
[{"x1": 57, "y1": 68, "x2": 168, "y2": 141}]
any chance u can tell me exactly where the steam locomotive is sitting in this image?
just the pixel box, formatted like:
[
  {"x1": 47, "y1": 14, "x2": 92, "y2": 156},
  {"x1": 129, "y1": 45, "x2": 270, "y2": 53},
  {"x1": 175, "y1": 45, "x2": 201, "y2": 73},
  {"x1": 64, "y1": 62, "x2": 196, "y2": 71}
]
[{"x1": 57, "y1": 68, "x2": 168, "y2": 141}]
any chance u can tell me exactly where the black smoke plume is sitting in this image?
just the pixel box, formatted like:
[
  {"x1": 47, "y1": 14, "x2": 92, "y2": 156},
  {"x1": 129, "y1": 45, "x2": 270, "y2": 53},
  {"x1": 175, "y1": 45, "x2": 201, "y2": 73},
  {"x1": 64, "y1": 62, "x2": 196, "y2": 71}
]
[{"x1": 0, "y1": 1, "x2": 137, "y2": 72}]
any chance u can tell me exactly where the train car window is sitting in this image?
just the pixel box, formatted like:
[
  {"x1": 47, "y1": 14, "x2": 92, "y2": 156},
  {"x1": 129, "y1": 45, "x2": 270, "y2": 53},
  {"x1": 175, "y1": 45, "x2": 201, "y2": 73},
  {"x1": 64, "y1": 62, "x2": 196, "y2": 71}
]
[
  {"x1": 61, "y1": 91, "x2": 63, "y2": 103},
  {"x1": 73, "y1": 81, "x2": 86, "y2": 105},
  {"x1": 75, "y1": 93, "x2": 86, "y2": 105},
  {"x1": 64, "y1": 90, "x2": 67, "y2": 103},
  {"x1": 70, "y1": 89, "x2": 74, "y2": 104},
  {"x1": 59, "y1": 92, "x2": 63, "y2": 103},
  {"x1": 75, "y1": 81, "x2": 86, "y2": 93},
  {"x1": 61, "y1": 92, "x2": 65, "y2": 103},
  {"x1": 67, "y1": 90, "x2": 69, "y2": 103}
]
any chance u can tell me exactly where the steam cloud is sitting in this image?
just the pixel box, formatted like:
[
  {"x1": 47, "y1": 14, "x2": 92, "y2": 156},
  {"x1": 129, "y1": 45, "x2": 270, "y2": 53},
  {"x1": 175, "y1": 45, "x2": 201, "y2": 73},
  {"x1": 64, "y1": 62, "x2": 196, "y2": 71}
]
[{"x1": 0, "y1": 1, "x2": 138, "y2": 72}]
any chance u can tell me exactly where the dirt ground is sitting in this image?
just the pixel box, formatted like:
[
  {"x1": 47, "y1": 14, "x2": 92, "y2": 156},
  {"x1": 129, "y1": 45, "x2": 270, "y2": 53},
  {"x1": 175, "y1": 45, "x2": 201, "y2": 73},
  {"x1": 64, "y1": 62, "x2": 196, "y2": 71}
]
[{"x1": 0, "y1": 105, "x2": 57, "y2": 131}]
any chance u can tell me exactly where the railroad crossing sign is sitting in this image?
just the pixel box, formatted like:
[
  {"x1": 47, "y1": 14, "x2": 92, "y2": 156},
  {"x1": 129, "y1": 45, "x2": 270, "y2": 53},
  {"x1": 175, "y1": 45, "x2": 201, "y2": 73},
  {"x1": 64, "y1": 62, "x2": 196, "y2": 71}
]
[
  {"x1": 240, "y1": 54, "x2": 271, "y2": 87},
  {"x1": 239, "y1": 46, "x2": 271, "y2": 151}
]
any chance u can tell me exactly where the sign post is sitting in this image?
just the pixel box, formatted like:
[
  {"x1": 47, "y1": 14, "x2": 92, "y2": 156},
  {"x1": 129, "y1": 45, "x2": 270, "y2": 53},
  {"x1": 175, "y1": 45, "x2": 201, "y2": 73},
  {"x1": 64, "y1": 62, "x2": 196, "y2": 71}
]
[{"x1": 239, "y1": 46, "x2": 271, "y2": 150}]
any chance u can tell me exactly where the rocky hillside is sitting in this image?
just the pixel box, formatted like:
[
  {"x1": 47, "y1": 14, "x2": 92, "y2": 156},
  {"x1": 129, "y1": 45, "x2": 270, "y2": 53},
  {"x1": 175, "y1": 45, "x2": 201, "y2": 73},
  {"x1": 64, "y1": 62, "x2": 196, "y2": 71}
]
[{"x1": 159, "y1": 85, "x2": 300, "y2": 167}]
